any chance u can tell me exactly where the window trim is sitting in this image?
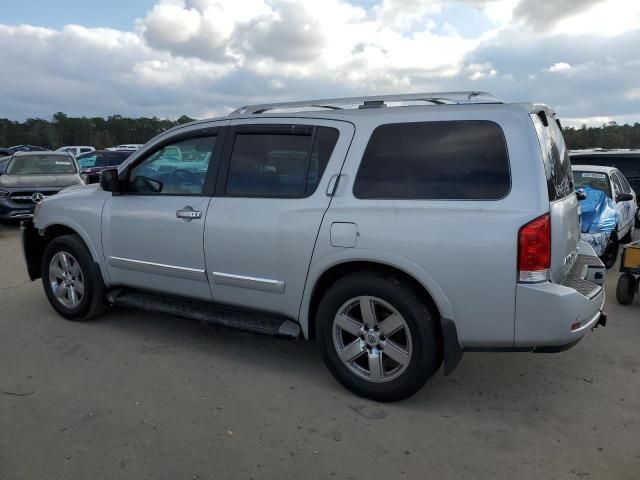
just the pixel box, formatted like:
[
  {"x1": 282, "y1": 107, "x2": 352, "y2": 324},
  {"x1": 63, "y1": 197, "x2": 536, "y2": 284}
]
[
  {"x1": 120, "y1": 126, "x2": 226, "y2": 197},
  {"x1": 217, "y1": 124, "x2": 335, "y2": 199},
  {"x1": 352, "y1": 120, "x2": 512, "y2": 201}
]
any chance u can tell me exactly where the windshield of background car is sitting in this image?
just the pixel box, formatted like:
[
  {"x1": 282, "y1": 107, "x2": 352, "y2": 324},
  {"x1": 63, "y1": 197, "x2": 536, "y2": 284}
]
[
  {"x1": 531, "y1": 114, "x2": 574, "y2": 201},
  {"x1": 7, "y1": 155, "x2": 77, "y2": 175},
  {"x1": 77, "y1": 152, "x2": 129, "y2": 168},
  {"x1": 573, "y1": 170, "x2": 612, "y2": 198}
]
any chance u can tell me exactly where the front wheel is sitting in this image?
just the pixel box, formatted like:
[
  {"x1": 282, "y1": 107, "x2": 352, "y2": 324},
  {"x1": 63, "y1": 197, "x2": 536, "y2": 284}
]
[
  {"x1": 601, "y1": 234, "x2": 619, "y2": 269},
  {"x1": 41, "y1": 234, "x2": 106, "y2": 321},
  {"x1": 316, "y1": 272, "x2": 442, "y2": 402}
]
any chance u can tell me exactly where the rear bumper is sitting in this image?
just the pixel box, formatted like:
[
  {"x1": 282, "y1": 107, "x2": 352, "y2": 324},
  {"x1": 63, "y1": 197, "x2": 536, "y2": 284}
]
[{"x1": 514, "y1": 252, "x2": 606, "y2": 349}]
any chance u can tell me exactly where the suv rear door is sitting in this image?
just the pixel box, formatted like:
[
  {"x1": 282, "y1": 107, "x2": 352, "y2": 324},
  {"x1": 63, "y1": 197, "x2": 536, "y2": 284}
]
[
  {"x1": 531, "y1": 113, "x2": 579, "y2": 282},
  {"x1": 203, "y1": 118, "x2": 354, "y2": 319}
]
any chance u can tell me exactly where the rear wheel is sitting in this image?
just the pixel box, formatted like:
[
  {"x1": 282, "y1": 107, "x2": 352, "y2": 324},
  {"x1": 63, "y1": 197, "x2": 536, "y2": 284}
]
[
  {"x1": 41, "y1": 234, "x2": 106, "y2": 321},
  {"x1": 601, "y1": 233, "x2": 619, "y2": 269},
  {"x1": 316, "y1": 272, "x2": 442, "y2": 402},
  {"x1": 616, "y1": 273, "x2": 636, "y2": 305}
]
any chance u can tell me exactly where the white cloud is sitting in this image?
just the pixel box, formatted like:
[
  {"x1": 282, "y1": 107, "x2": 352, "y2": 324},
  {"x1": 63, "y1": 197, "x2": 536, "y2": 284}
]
[
  {"x1": 547, "y1": 62, "x2": 572, "y2": 73},
  {"x1": 0, "y1": 0, "x2": 638, "y2": 126}
]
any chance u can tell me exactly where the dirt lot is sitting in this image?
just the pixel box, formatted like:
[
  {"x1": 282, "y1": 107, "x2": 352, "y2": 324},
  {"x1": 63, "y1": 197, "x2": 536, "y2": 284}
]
[{"x1": 0, "y1": 223, "x2": 639, "y2": 480}]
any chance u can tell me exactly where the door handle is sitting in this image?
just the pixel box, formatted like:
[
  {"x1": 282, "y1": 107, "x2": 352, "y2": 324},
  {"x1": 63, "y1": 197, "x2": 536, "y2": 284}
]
[{"x1": 176, "y1": 206, "x2": 202, "y2": 220}]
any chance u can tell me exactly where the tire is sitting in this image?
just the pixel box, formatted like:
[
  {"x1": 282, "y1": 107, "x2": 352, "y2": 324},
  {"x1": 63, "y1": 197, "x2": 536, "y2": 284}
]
[
  {"x1": 616, "y1": 273, "x2": 636, "y2": 305},
  {"x1": 41, "y1": 234, "x2": 106, "y2": 321},
  {"x1": 316, "y1": 272, "x2": 442, "y2": 402},
  {"x1": 621, "y1": 225, "x2": 634, "y2": 244},
  {"x1": 600, "y1": 233, "x2": 619, "y2": 269}
]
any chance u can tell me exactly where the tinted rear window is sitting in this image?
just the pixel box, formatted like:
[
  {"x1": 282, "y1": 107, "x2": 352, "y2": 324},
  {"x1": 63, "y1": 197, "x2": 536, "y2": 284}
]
[
  {"x1": 353, "y1": 121, "x2": 510, "y2": 200},
  {"x1": 531, "y1": 114, "x2": 574, "y2": 201}
]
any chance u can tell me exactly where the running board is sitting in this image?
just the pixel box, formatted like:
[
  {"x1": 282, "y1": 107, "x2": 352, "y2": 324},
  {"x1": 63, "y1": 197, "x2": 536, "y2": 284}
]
[{"x1": 106, "y1": 290, "x2": 301, "y2": 338}]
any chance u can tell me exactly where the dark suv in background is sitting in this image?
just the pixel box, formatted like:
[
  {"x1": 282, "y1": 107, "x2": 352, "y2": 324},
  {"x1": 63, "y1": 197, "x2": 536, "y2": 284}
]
[
  {"x1": 76, "y1": 150, "x2": 133, "y2": 184},
  {"x1": 569, "y1": 149, "x2": 640, "y2": 226}
]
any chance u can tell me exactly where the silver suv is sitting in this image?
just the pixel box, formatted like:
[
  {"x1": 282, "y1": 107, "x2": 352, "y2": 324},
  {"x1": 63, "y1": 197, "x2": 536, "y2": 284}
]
[{"x1": 21, "y1": 92, "x2": 606, "y2": 401}]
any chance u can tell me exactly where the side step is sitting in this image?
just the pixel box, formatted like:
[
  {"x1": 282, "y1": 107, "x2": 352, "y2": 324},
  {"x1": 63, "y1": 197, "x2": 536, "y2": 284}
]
[{"x1": 106, "y1": 290, "x2": 301, "y2": 338}]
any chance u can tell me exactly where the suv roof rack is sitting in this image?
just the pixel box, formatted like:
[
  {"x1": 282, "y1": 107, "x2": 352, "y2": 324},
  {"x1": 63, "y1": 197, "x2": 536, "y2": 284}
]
[{"x1": 230, "y1": 91, "x2": 503, "y2": 115}]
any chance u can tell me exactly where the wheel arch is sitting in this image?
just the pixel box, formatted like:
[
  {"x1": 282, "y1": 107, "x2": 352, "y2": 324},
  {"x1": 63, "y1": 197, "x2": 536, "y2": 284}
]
[
  {"x1": 30, "y1": 220, "x2": 109, "y2": 284},
  {"x1": 300, "y1": 253, "x2": 463, "y2": 374}
]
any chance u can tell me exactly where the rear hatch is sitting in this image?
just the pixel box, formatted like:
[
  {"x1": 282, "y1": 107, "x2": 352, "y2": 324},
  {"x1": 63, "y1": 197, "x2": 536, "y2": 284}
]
[{"x1": 531, "y1": 112, "x2": 581, "y2": 282}]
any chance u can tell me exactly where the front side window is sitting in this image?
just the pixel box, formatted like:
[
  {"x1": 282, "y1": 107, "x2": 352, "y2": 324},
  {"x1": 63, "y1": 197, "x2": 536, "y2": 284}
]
[
  {"x1": 225, "y1": 126, "x2": 339, "y2": 197},
  {"x1": 611, "y1": 173, "x2": 624, "y2": 196},
  {"x1": 615, "y1": 172, "x2": 632, "y2": 193},
  {"x1": 7, "y1": 155, "x2": 76, "y2": 175},
  {"x1": 128, "y1": 135, "x2": 217, "y2": 195},
  {"x1": 573, "y1": 170, "x2": 612, "y2": 198},
  {"x1": 353, "y1": 120, "x2": 510, "y2": 200}
]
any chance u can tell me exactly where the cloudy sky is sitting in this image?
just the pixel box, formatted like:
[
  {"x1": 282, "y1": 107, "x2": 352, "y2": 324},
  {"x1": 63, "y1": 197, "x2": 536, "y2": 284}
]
[{"x1": 1, "y1": 0, "x2": 639, "y2": 126}]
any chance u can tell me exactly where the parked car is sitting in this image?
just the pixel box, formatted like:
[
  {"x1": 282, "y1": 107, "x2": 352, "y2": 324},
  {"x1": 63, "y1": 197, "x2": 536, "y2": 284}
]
[
  {"x1": 0, "y1": 156, "x2": 10, "y2": 176},
  {"x1": 0, "y1": 148, "x2": 13, "y2": 158},
  {"x1": 106, "y1": 144, "x2": 144, "y2": 152},
  {"x1": 572, "y1": 165, "x2": 637, "y2": 267},
  {"x1": 56, "y1": 146, "x2": 95, "y2": 156},
  {"x1": 21, "y1": 92, "x2": 606, "y2": 401},
  {"x1": 570, "y1": 149, "x2": 640, "y2": 226},
  {"x1": 8, "y1": 145, "x2": 48, "y2": 153},
  {"x1": 76, "y1": 150, "x2": 133, "y2": 184},
  {"x1": 0, "y1": 152, "x2": 83, "y2": 220}
]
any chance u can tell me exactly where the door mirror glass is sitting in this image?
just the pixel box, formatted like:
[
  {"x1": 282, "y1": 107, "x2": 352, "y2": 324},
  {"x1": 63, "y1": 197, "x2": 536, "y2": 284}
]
[
  {"x1": 616, "y1": 193, "x2": 634, "y2": 202},
  {"x1": 100, "y1": 168, "x2": 120, "y2": 192}
]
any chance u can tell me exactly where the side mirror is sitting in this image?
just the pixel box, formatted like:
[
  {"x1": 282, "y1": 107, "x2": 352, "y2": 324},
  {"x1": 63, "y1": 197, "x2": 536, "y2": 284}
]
[
  {"x1": 576, "y1": 190, "x2": 587, "y2": 201},
  {"x1": 100, "y1": 168, "x2": 120, "y2": 192},
  {"x1": 616, "y1": 193, "x2": 634, "y2": 202}
]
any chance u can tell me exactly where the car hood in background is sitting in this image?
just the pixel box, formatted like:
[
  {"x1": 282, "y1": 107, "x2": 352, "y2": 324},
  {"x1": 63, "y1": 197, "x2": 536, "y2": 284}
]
[{"x1": 0, "y1": 174, "x2": 82, "y2": 188}]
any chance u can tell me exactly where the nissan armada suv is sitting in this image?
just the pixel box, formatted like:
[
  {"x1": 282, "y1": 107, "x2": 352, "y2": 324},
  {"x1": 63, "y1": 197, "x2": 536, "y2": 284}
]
[{"x1": 21, "y1": 92, "x2": 606, "y2": 401}]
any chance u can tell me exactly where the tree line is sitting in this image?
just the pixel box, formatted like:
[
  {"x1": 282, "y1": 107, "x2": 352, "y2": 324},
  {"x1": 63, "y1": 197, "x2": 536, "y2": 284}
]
[
  {"x1": 1, "y1": 113, "x2": 639, "y2": 151},
  {"x1": 0, "y1": 113, "x2": 196, "y2": 150},
  {"x1": 562, "y1": 122, "x2": 640, "y2": 150}
]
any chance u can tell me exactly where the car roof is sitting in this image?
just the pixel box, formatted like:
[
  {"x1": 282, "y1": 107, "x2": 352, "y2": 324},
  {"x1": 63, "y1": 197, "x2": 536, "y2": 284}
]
[
  {"x1": 570, "y1": 149, "x2": 640, "y2": 156},
  {"x1": 149, "y1": 91, "x2": 557, "y2": 142},
  {"x1": 572, "y1": 165, "x2": 618, "y2": 174},
  {"x1": 13, "y1": 151, "x2": 74, "y2": 158}
]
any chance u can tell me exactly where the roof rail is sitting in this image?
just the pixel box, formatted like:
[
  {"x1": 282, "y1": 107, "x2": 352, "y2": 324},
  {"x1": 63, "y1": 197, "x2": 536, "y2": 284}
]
[{"x1": 230, "y1": 91, "x2": 503, "y2": 115}]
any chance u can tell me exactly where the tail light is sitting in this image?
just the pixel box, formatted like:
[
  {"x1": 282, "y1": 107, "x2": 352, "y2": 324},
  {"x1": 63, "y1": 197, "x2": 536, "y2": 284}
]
[{"x1": 518, "y1": 213, "x2": 551, "y2": 283}]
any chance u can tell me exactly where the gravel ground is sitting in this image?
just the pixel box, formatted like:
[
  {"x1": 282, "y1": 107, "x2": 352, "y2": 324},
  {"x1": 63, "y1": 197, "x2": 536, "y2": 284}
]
[{"x1": 0, "y1": 223, "x2": 639, "y2": 480}]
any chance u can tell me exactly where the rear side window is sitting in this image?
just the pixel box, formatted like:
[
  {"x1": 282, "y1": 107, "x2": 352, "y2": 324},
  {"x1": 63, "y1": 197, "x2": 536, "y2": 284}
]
[
  {"x1": 225, "y1": 126, "x2": 339, "y2": 198},
  {"x1": 532, "y1": 114, "x2": 574, "y2": 201},
  {"x1": 353, "y1": 121, "x2": 510, "y2": 200}
]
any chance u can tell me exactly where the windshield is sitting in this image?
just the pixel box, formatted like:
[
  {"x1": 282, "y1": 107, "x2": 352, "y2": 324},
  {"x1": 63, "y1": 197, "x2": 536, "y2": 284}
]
[
  {"x1": 573, "y1": 170, "x2": 611, "y2": 198},
  {"x1": 7, "y1": 155, "x2": 77, "y2": 175}
]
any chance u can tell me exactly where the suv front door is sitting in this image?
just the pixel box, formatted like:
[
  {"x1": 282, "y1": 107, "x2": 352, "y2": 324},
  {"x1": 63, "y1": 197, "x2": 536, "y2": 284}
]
[
  {"x1": 102, "y1": 123, "x2": 227, "y2": 300},
  {"x1": 204, "y1": 119, "x2": 354, "y2": 319}
]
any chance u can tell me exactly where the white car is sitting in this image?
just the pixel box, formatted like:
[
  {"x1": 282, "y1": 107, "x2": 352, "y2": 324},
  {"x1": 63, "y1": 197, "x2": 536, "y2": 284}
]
[
  {"x1": 573, "y1": 165, "x2": 637, "y2": 267},
  {"x1": 56, "y1": 146, "x2": 95, "y2": 156},
  {"x1": 106, "y1": 144, "x2": 144, "y2": 152}
]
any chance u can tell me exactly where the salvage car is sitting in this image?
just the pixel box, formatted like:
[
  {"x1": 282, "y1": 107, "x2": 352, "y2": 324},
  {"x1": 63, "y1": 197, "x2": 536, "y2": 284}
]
[
  {"x1": 21, "y1": 92, "x2": 606, "y2": 401},
  {"x1": 570, "y1": 149, "x2": 640, "y2": 226},
  {"x1": 573, "y1": 165, "x2": 636, "y2": 268},
  {"x1": 0, "y1": 152, "x2": 83, "y2": 220}
]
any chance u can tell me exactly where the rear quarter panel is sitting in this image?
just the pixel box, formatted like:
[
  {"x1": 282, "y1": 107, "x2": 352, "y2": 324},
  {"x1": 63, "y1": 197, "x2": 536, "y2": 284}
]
[{"x1": 302, "y1": 105, "x2": 549, "y2": 347}]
